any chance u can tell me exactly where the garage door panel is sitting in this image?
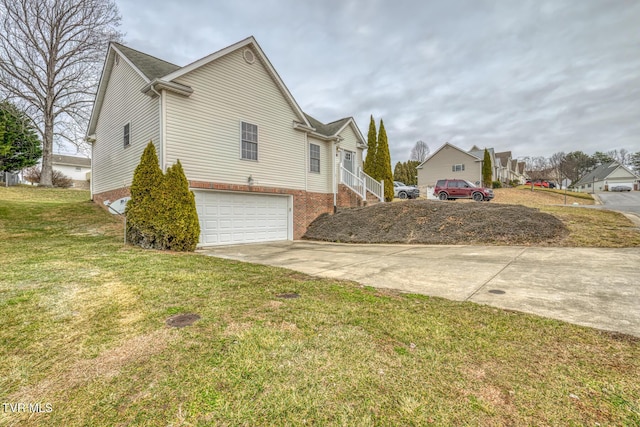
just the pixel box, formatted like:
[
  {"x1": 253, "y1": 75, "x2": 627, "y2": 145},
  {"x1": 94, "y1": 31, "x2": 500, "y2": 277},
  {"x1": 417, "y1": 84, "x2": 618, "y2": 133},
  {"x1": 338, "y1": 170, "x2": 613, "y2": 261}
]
[{"x1": 194, "y1": 191, "x2": 290, "y2": 246}]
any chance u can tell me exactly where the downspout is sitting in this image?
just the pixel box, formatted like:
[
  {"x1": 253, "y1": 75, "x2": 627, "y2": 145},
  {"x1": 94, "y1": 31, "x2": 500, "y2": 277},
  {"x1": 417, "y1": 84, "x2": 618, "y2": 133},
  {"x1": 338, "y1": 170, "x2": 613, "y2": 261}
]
[
  {"x1": 148, "y1": 86, "x2": 165, "y2": 171},
  {"x1": 304, "y1": 132, "x2": 308, "y2": 192},
  {"x1": 332, "y1": 140, "x2": 337, "y2": 213},
  {"x1": 90, "y1": 144, "x2": 94, "y2": 200}
]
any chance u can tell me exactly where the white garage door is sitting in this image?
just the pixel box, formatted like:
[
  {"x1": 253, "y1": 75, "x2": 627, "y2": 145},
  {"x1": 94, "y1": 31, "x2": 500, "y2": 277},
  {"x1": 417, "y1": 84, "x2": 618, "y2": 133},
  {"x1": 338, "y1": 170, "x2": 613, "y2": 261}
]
[
  {"x1": 609, "y1": 182, "x2": 634, "y2": 190},
  {"x1": 194, "y1": 191, "x2": 290, "y2": 246}
]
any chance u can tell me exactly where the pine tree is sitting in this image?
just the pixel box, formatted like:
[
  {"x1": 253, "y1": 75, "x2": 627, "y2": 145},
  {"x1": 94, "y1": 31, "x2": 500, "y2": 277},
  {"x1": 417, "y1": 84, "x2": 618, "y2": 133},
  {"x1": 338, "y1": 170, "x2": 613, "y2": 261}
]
[
  {"x1": 363, "y1": 115, "x2": 377, "y2": 177},
  {"x1": 126, "y1": 142, "x2": 164, "y2": 249},
  {"x1": 376, "y1": 119, "x2": 394, "y2": 202},
  {"x1": 393, "y1": 161, "x2": 403, "y2": 182},
  {"x1": 0, "y1": 101, "x2": 42, "y2": 173},
  {"x1": 482, "y1": 149, "x2": 492, "y2": 187},
  {"x1": 401, "y1": 162, "x2": 410, "y2": 184},
  {"x1": 158, "y1": 160, "x2": 200, "y2": 251}
]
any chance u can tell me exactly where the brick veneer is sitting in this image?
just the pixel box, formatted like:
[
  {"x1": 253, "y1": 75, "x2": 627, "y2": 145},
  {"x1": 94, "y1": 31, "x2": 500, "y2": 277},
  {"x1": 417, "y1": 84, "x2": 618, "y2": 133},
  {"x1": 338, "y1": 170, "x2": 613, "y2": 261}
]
[{"x1": 93, "y1": 180, "x2": 364, "y2": 240}]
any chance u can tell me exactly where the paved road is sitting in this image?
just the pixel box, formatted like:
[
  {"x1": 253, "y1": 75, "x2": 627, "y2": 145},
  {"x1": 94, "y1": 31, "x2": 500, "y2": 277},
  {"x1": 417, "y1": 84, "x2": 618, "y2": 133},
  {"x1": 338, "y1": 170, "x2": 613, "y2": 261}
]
[
  {"x1": 199, "y1": 241, "x2": 640, "y2": 337},
  {"x1": 597, "y1": 191, "x2": 640, "y2": 216}
]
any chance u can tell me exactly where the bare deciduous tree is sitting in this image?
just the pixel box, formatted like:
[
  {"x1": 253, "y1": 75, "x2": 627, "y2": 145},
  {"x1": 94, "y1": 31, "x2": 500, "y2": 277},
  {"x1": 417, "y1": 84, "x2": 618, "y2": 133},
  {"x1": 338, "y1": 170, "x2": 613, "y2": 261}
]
[
  {"x1": 0, "y1": 0, "x2": 122, "y2": 186},
  {"x1": 548, "y1": 152, "x2": 565, "y2": 184},
  {"x1": 522, "y1": 156, "x2": 549, "y2": 191},
  {"x1": 409, "y1": 140, "x2": 430, "y2": 163}
]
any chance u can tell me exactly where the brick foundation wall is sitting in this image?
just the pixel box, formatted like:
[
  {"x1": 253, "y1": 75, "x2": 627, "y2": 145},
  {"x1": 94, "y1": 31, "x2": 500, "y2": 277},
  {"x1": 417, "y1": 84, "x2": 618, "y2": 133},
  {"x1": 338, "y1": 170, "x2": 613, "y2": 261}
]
[
  {"x1": 92, "y1": 187, "x2": 131, "y2": 210},
  {"x1": 93, "y1": 181, "x2": 363, "y2": 240}
]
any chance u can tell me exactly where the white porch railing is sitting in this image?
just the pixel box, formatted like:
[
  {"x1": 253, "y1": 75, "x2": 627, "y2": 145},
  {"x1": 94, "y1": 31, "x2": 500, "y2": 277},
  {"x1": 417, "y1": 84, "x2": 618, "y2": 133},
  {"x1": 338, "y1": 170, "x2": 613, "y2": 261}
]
[
  {"x1": 339, "y1": 165, "x2": 384, "y2": 202},
  {"x1": 360, "y1": 170, "x2": 384, "y2": 202}
]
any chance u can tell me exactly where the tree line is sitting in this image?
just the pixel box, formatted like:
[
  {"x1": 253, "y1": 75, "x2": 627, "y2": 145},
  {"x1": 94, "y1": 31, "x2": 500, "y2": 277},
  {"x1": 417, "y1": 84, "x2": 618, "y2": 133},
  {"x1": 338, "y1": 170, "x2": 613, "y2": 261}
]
[
  {"x1": 524, "y1": 149, "x2": 640, "y2": 185},
  {"x1": 363, "y1": 116, "x2": 394, "y2": 201}
]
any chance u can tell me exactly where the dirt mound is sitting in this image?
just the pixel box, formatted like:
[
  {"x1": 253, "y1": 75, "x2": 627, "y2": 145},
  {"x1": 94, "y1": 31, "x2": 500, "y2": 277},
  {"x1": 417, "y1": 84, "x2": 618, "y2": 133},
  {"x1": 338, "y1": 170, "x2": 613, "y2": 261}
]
[{"x1": 304, "y1": 200, "x2": 568, "y2": 245}]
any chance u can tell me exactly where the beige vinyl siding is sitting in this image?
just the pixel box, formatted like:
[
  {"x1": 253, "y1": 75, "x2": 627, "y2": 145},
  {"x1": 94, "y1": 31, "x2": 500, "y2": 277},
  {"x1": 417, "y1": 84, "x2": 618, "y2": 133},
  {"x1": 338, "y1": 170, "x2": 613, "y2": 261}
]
[
  {"x1": 338, "y1": 124, "x2": 362, "y2": 166},
  {"x1": 418, "y1": 146, "x2": 482, "y2": 188},
  {"x1": 609, "y1": 167, "x2": 636, "y2": 180},
  {"x1": 93, "y1": 56, "x2": 159, "y2": 194},
  {"x1": 165, "y1": 48, "x2": 306, "y2": 190},
  {"x1": 306, "y1": 136, "x2": 332, "y2": 193},
  {"x1": 336, "y1": 124, "x2": 364, "y2": 182}
]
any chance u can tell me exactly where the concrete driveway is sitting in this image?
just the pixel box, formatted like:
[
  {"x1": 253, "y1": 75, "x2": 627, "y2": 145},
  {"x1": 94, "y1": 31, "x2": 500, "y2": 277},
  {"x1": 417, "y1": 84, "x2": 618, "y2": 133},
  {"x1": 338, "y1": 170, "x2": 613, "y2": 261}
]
[{"x1": 199, "y1": 241, "x2": 640, "y2": 337}]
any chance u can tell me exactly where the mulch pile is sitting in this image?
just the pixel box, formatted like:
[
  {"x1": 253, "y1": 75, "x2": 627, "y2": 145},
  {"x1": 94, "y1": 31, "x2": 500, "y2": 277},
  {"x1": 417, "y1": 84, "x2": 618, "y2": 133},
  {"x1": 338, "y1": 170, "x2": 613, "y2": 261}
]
[{"x1": 304, "y1": 200, "x2": 568, "y2": 245}]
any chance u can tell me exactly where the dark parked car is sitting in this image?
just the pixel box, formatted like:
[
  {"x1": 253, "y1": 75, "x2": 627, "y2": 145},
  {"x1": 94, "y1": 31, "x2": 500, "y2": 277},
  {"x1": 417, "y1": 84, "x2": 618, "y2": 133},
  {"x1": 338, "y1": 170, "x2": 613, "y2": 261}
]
[
  {"x1": 611, "y1": 185, "x2": 632, "y2": 192},
  {"x1": 434, "y1": 179, "x2": 494, "y2": 201},
  {"x1": 393, "y1": 181, "x2": 420, "y2": 199}
]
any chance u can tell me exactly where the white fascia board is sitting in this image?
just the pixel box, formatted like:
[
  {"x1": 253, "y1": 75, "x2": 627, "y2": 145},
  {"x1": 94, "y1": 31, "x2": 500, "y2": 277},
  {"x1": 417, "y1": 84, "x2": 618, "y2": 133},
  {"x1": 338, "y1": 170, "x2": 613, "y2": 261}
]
[{"x1": 87, "y1": 44, "x2": 151, "y2": 136}]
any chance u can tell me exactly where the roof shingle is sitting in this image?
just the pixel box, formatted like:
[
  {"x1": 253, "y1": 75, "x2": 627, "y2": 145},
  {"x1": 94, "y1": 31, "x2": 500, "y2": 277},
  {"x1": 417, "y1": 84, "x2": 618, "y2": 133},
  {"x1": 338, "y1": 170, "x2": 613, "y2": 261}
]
[{"x1": 113, "y1": 43, "x2": 180, "y2": 80}]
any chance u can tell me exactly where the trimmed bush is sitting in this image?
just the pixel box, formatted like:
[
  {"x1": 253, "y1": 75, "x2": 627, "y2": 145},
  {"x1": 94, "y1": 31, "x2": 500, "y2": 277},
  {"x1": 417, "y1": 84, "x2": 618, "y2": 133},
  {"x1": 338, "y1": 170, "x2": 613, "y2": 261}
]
[
  {"x1": 126, "y1": 142, "x2": 164, "y2": 249},
  {"x1": 157, "y1": 160, "x2": 200, "y2": 251},
  {"x1": 492, "y1": 181, "x2": 502, "y2": 189},
  {"x1": 125, "y1": 142, "x2": 200, "y2": 252}
]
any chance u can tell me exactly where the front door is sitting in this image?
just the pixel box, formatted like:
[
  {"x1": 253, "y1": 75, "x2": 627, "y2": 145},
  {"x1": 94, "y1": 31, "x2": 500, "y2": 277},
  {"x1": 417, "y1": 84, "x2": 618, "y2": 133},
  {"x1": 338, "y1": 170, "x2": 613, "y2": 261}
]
[{"x1": 343, "y1": 150, "x2": 354, "y2": 174}]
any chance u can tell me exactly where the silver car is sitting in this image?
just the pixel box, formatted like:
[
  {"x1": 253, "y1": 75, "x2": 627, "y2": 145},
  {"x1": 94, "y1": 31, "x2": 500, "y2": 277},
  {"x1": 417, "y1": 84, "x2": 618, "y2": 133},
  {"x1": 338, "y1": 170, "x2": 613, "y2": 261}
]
[{"x1": 611, "y1": 185, "x2": 632, "y2": 192}]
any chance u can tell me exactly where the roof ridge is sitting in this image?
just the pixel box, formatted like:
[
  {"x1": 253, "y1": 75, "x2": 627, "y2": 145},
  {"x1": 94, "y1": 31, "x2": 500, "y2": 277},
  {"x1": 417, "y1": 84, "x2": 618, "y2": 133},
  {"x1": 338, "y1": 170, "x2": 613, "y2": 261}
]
[{"x1": 112, "y1": 42, "x2": 180, "y2": 68}]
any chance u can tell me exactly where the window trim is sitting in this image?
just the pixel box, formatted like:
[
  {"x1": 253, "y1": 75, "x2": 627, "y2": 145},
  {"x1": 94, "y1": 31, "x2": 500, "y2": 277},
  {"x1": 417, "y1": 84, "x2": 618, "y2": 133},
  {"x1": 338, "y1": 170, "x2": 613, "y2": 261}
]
[
  {"x1": 123, "y1": 123, "x2": 130, "y2": 148},
  {"x1": 309, "y1": 143, "x2": 321, "y2": 173},
  {"x1": 240, "y1": 121, "x2": 258, "y2": 161},
  {"x1": 452, "y1": 163, "x2": 465, "y2": 172}
]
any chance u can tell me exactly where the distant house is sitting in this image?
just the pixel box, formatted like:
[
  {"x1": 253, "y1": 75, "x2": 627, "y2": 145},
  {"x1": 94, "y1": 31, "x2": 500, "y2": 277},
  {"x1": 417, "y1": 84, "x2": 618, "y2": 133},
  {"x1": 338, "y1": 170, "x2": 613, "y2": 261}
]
[
  {"x1": 51, "y1": 155, "x2": 91, "y2": 189},
  {"x1": 574, "y1": 162, "x2": 639, "y2": 193},
  {"x1": 494, "y1": 151, "x2": 528, "y2": 186},
  {"x1": 86, "y1": 36, "x2": 382, "y2": 246},
  {"x1": 416, "y1": 143, "x2": 496, "y2": 194}
]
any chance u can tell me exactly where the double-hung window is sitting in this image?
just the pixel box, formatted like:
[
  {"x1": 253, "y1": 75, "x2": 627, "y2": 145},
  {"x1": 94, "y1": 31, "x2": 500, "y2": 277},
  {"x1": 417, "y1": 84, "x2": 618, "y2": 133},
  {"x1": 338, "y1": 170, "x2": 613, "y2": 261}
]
[
  {"x1": 241, "y1": 122, "x2": 258, "y2": 160},
  {"x1": 310, "y1": 143, "x2": 320, "y2": 173},
  {"x1": 452, "y1": 163, "x2": 464, "y2": 172}
]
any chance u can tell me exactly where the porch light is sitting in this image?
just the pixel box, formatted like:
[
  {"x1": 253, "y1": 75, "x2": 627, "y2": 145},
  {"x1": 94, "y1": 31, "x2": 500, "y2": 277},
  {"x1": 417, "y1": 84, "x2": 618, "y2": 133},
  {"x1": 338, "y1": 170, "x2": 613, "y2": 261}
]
[{"x1": 248, "y1": 175, "x2": 254, "y2": 186}]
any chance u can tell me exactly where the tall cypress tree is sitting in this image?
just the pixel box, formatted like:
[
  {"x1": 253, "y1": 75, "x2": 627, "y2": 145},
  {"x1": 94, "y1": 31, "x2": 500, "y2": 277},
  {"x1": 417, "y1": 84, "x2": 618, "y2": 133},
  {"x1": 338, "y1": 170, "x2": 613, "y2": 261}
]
[
  {"x1": 482, "y1": 148, "x2": 492, "y2": 187},
  {"x1": 363, "y1": 115, "x2": 377, "y2": 177},
  {"x1": 393, "y1": 161, "x2": 403, "y2": 182},
  {"x1": 126, "y1": 142, "x2": 164, "y2": 248},
  {"x1": 376, "y1": 119, "x2": 394, "y2": 202},
  {"x1": 159, "y1": 160, "x2": 200, "y2": 251}
]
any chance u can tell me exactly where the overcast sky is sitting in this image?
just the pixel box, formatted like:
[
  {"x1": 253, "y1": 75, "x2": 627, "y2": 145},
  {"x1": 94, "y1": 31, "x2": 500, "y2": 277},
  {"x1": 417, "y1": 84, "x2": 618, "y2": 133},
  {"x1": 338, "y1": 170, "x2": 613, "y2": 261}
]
[{"x1": 112, "y1": 0, "x2": 639, "y2": 165}]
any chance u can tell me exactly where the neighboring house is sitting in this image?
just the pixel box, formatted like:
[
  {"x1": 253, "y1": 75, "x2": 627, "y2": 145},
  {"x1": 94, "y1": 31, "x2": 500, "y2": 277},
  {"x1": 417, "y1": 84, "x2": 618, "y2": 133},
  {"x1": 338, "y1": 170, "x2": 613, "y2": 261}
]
[
  {"x1": 51, "y1": 155, "x2": 92, "y2": 189},
  {"x1": 86, "y1": 36, "x2": 381, "y2": 246},
  {"x1": 468, "y1": 145, "x2": 497, "y2": 183},
  {"x1": 416, "y1": 143, "x2": 494, "y2": 194},
  {"x1": 516, "y1": 161, "x2": 527, "y2": 184},
  {"x1": 574, "y1": 162, "x2": 639, "y2": 193},
  {"x1": 494, "y1": 151, "x2": 528, "y2": 185},
  {"x1": 494, "y1": 151, "x2": 512, "y2": 184}
]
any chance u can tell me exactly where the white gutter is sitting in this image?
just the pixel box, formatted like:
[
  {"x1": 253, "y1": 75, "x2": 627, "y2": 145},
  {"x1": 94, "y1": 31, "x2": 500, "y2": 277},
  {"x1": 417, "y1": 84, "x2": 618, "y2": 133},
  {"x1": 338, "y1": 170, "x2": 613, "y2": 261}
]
[
  {"x1": 292, "y1": 122, "x2": 340, "y2": 142},
  {"x1": 141, "y1": 79, "x2": 193, "y2": 97},
  {"x1": 332, "y1": 141, "x2": 337, "y2": 213},
  {"x1": 304, "y1": 132, "x2": 308, "y2": 192}
]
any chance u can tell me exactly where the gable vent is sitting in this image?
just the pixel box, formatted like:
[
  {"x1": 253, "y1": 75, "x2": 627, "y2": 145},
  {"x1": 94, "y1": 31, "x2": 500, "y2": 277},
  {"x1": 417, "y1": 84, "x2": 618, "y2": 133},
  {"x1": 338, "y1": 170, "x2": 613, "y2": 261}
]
[{"x1": 243, "y1": 49, "x2": 255, "y2": 64}]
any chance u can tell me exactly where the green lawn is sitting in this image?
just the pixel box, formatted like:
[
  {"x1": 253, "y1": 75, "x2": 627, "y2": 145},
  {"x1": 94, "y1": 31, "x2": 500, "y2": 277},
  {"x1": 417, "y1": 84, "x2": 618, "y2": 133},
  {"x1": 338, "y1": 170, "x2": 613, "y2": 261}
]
[{"x1": 1, "y1": 186, "x2": 639, "y2": 426}]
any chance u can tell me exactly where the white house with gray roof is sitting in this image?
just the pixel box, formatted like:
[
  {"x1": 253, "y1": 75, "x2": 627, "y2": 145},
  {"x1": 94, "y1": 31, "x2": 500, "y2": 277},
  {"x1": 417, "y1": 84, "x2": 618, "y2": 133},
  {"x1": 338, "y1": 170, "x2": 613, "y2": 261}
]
[
  {"x1": 86, "y1": 36, "x2": 381, "y2": 246},
  {"x1": 574, "y1": 162, "x2": 639, "y2": 193}
]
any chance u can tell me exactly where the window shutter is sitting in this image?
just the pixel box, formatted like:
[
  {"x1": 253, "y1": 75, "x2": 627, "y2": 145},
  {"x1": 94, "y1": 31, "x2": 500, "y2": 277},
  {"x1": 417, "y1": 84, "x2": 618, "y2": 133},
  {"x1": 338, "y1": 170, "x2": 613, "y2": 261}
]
[{"x1": 452, "y1": 165, "x2": 455, "y2": 172}]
